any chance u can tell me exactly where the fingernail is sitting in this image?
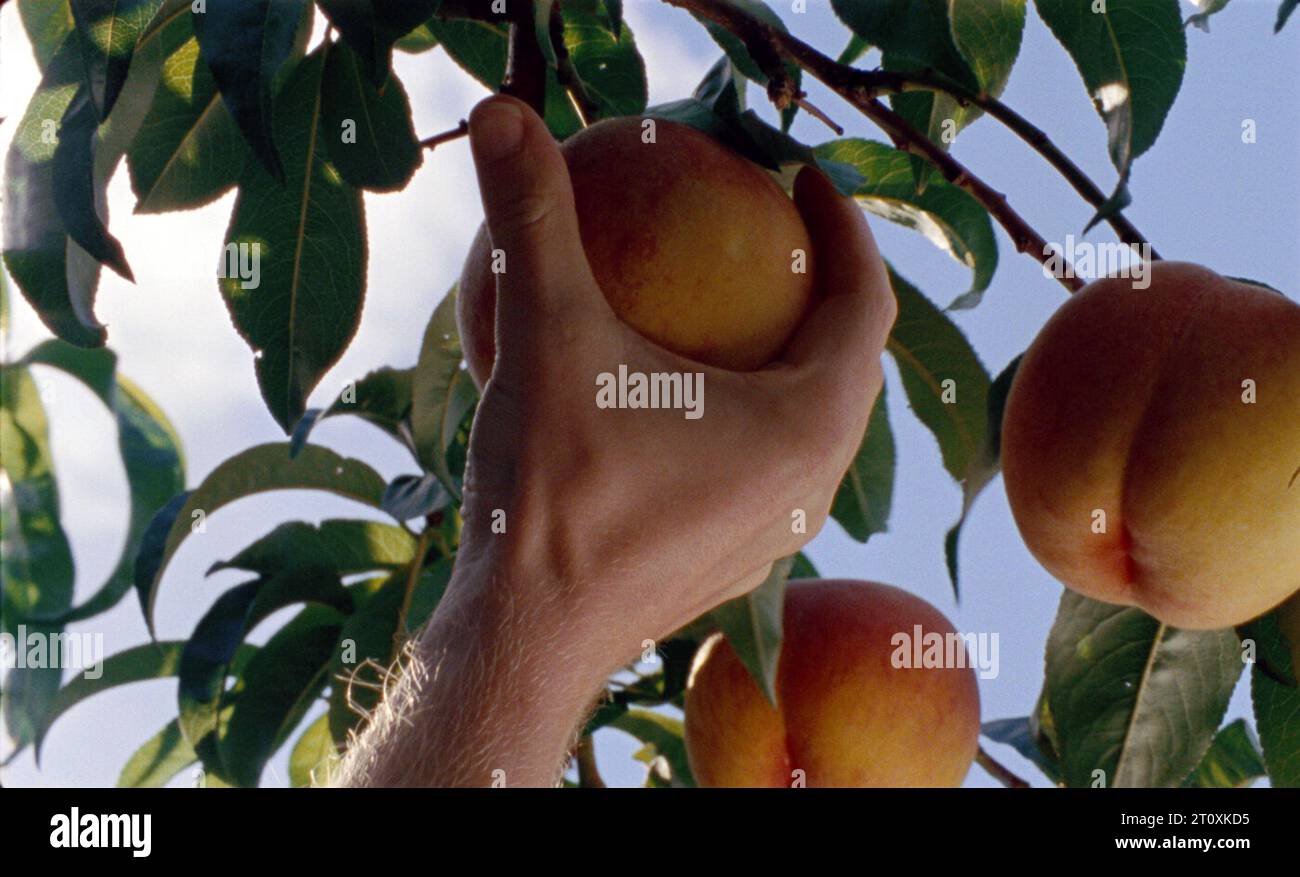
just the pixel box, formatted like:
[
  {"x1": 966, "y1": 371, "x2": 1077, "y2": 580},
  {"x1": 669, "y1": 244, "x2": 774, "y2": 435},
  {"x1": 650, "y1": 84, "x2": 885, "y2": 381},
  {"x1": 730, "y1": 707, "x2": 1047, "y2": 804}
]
[{"x1": 470, "y1": 98, "x2": 525, "y2": 163}]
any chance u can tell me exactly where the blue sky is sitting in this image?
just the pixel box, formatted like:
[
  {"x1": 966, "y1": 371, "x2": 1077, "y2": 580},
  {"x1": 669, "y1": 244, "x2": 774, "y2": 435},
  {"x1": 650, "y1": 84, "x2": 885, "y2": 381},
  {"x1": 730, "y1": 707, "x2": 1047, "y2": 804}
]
[{"x1": 2, "y1": 0, "x2": 1296, "y2": 787}]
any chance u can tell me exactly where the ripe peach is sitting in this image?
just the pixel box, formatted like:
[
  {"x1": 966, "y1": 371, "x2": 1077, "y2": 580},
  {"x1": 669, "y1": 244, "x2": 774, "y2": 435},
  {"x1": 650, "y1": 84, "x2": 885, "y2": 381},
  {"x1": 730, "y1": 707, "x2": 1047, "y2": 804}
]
[
  {"x1": 1001, "y1": 262, "x2": 1300, "y2": 629},
  {"x1": 457, "y1": 116, "x2": 815, "y2": 387},
  {"x1": 683, "y1": 579, "x2": 981, "y2": 787}
]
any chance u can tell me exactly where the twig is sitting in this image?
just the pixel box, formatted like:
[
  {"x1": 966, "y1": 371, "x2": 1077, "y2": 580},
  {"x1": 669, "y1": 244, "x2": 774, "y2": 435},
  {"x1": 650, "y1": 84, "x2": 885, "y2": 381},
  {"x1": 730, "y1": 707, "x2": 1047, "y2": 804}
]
[
  {"x1": 796, "y1": 97, "x2": 843, "y2": 135},
  {"x1": 976, "y1": 746, "x2": 1031, "y2": 789},
  {"x1": 502, "y1": 1, "x2": 548, "y2": 116},
  {"x1": 551, "y1": 2, "x2": 601, "y2": 125},
  {"x1": 420, "y1": 120, "x2": 469, "y2": 151},
  {"x1": 666, "y1": 0, "x2": 1156, "y2": 279},
  {"x1": 393, "y1": 527, "x2": 436, "y2": 652},
  {"x1": 575, "y1": 736, "x2": 606, "y2": 788}
]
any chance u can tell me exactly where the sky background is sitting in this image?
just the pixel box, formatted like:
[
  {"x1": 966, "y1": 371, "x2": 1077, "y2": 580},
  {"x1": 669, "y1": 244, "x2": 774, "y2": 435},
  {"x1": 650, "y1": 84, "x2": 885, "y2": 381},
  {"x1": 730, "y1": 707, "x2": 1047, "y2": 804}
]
[{"x1": 1, "y1": 0, "x2": 1297, "y2": 788}]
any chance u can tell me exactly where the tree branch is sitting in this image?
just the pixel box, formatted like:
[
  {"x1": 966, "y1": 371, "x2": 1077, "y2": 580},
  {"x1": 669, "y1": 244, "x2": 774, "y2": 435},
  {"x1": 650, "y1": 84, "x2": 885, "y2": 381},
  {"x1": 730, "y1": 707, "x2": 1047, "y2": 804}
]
[
  {"x1": 976, "y1": 746, "x2": 1032, "y2": 789},
  {"x1": 420, "y1": 120, "x2": 469, "y2": 151},
  {"x1": 666, "y1": 0, "x2": 1157, "y2": 277},
  {"x1": 393, "y1": 526, "x2": 437, "y2": 654},
  {"x1": 574, "y1": 735, "x2": 606, "y2": 788}
]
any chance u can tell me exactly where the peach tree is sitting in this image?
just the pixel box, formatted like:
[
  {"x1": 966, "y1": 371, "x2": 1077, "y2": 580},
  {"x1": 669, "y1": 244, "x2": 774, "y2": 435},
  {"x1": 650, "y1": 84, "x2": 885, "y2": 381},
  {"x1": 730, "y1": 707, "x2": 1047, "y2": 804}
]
[{"x1": 1, "y1": 0, "x2": 1296, "y2": 788}]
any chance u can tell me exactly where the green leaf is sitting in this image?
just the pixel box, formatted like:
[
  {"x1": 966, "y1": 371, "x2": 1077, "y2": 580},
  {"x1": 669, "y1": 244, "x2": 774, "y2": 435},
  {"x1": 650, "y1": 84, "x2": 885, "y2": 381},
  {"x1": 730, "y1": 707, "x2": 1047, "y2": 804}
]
[
  {"x1": 127, "y1": 15, "x2": 248, "y2": 213},
  {"x1": 836, "y1": 32, "x2": 870, "y2": 65},
  {"x1": 210, "y1": 519, "x2": 415, "y2": 581},
  {"x1": 19, "y1": 0, "x2": 76, "y2": 72},
  {"x1": 0, "y1": 366, "x2": 74, "y2": 618},
  {"x1": 33, "y1": 640, "x2": 256, "y2": 759},
  {"x1": 327, "y1": 572, "x2": 407, "y2": 744},
  {"x1": 290, "y1": 366, "x2": 415, "y2": 459},
  {"x1": 382, "y1": 473, "x2": 450, "y2": 522},
  {"x1": 886, "y1": 267, "x2": 990, "y2": 483},
  {"x1": 52, "y1": 86, "x2": 134, "y2": 280},
  {"x1": 609, "y1": 709, "x2": 696, "y2": 787},
  {"x1": 118, "y1": 717, "x2": 198, "y2": 787},
  {"x1": 834, "y1": 0, "x2": 987, "y2": 171},
  {"x1": 21, "y1": 341, "x2": 184, "y2": 623},
  {"x1": 1034, "y1": 0, "x2": 1186, "y2": 180},
  {"x1": 219, "y1": 604, "x2": 343, "y2": 787},
  {"x1": 190, "y1": 0, "x2": 309, "y2": 181},
  {"x1": 4, "y1": 3, "x2": 169, "y2": 346},
  {"x1": 603, "y1": 0, "x2": 624, "y2": 37},
  {"x1": 944, "y1": 354, "x2": 1019, "y2": 597},
  {"x1": 563, "y1": 2, "x2": 648, "y2": 118},
  {"x1": 288, "y1": 713, "x2": 336, "y2": 787},
  {"x1": 1041, "y1": 591, "x2": 1241, "y2": 787},
  {"x1": 1, "y1": 365, "x2": 74, "y2": 749},
  {"x1": 706, "y1": 555, "x2": 793, "y2": 707},
  {"x1": 69, "y1": 0, "x2": 163, "y2": 120},
  {"x1": 179, "y1": 577, "x2": 348, "y2": 777},
  {"x1": 321, "y1": 42, "x2": 422, "y2": 192},
  {"x1": 220, "y1": 45, "x2": 368, "y2": 432},
  {"x1": 1279, "y1": 0, "x2": 1299, "y2": 32},
  {"x1": 316, "y1": 0, "x2": 440, "y2": 87},
  {"x1": 412, "y1": 287, "x2": 479, "y2": 500},
  {"x1": 404, "y1": 555, "x2": 452, "y2": 635},
  {"x1": 427, "y1": 18, "x2": 508, "y2": 87},
  {"x1": 695, "y1": 0, "x2": 800, "y2": 130},
  {"x1": 1250, "y1": 608, "x2": 1300, "y2": 786},
  {"x1": 832, "y1": 0, "x2": 978, "y2": 86},
  {"x1": 3, "y1": 34, "x2": 108, "y2": 347},
  {"x1": 133, "y1": 442, "x2": 388, "y2": 633},
  {"x1": 981, "y1": 716, "x2": 1061, "y2": 784},
  {"x1": 949, "y1": 0, "x2": 1026, "y2": 99},
  {"x1": 790, "y1": 552, "x2": 818, "y2": 579},
  {"x1": 1182, "y1": 719, "x2": 1265, "y2": 788},
  {"x1": 0, "y1": 263, "x2": 10, "y2": 341},
  {"x1": 817, "y1": 140, "x2": 998, "y2": 308},
  {"x1": 830, "y1": 384, "x2": 894, "y2": 543},
  {"x1": 582, "y1": 700, "x2": 629, "y2": 737},
  {"x1": 1185, "y1": 0, "x2": 1231, "y2": 31},
  {"x1": 534, "y1": 0, "x2": 558, "y2": 66}
]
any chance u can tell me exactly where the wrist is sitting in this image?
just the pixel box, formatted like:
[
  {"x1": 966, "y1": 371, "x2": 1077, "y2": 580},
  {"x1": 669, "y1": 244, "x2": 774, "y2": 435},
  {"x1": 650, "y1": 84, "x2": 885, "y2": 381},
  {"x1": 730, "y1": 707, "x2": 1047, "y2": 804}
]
[{"x1": 446, "y1": 534, "x2": 628, "y2": 686}]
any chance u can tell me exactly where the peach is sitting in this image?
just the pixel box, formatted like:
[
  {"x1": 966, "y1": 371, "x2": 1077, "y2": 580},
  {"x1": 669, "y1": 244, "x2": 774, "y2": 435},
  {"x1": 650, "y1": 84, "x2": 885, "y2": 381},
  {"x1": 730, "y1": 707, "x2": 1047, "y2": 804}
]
[
  {"x1": 683, "y1": 579, "x2": 981, "y2": 787},
  {"x1": 457, "y1": 116, "x2": 815, "y2": 387},
  {"x1": 1001, "y1": 262, "x2": 1300, "y2": 629}
]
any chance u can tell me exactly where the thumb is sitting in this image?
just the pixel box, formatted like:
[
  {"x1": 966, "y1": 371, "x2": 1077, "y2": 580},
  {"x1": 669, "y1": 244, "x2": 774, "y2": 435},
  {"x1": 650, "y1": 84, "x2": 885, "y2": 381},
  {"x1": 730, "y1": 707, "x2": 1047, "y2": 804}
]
[{"x1": 467, "y1": 96, "x2": 598, "y2": 323}]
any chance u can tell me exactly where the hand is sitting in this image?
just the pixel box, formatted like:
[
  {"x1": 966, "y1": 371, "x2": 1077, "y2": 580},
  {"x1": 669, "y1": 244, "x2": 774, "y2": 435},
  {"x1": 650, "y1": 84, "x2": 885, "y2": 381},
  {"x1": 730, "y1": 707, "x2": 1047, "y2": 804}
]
[
  {"x1": 457, "y1": 95, "x2": 896, "y2": 674},
  {"x1": 336, "y1": 96, "x2": 895, "y2": 787}
]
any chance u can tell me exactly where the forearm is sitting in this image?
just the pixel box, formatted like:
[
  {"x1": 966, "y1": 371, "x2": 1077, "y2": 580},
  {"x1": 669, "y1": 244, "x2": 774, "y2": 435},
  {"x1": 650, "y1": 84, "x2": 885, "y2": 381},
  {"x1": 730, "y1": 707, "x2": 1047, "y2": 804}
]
[{"x1": 334, "y1": 555, "x2": 610, "y2": 788}]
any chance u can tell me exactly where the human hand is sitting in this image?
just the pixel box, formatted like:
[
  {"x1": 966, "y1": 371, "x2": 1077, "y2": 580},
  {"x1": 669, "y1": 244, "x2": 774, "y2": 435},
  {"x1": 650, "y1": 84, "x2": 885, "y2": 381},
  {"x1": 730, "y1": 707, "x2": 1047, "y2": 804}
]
[
  {"x1": 336, "y1": 95, "x2": 895, "y2": 788},
  {"x1": 455, "y1": 95, "x2": 897, "y2": 683}
]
